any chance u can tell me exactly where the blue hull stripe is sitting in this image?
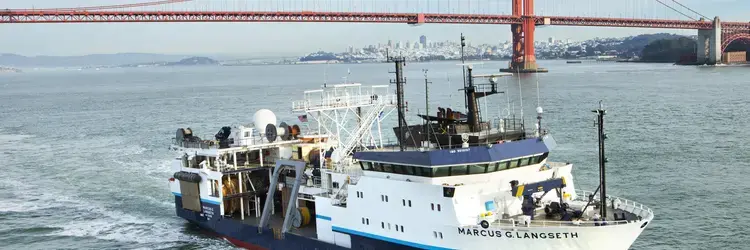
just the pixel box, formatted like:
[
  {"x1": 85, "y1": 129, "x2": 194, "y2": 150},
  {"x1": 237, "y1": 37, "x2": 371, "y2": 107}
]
[
  {"x1": 316, "y1": 215, "x2": 332, "y2": 221},
  {"x1": 201, "y1": 199, "x2": 221, "y2": 205},
  {"x1": 172, "y1": 192, "x2": 221, "y2": 205},
  {"x1": 332, "y1": 226, "x2": 454, "y2": 250}
]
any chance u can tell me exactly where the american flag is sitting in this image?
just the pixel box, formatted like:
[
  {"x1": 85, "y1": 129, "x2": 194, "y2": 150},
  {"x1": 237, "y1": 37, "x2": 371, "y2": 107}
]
[{"x1": 298, "y1": 115, "x2": 308, "y2": 122}]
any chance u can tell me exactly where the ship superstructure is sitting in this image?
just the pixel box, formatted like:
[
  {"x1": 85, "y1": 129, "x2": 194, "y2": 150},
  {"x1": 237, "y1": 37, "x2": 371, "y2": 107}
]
[{"x1": 167, "y1": 38, "x2": 653, "y2": 250}]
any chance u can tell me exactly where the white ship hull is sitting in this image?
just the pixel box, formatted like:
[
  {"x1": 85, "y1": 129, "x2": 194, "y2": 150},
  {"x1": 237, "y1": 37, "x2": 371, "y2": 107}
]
[{"x1": 448, "y1": 221, "x2": 650, "y2": 250}]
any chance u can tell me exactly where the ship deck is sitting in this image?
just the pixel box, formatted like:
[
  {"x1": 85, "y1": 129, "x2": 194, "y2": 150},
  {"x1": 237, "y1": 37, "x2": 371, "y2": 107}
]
[
  {"x1": 495, "y1": 207, "x2": 641, "y2": 228},
  {"x1": 489, "y1": 191, "x2": 654, "y2": 228}
]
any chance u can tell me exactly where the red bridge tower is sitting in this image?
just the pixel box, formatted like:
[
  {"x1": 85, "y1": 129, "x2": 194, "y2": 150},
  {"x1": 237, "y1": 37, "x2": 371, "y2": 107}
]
[{"x1": 503, "y1": 0, "x2": 547, "y2": 73}]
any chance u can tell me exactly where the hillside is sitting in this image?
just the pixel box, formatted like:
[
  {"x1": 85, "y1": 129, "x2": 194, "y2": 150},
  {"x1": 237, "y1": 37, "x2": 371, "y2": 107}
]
[
  {"x1": 641, "y1": 37, "x2": 697, "y2": 62},
  {"x1": 556, "y1": 33, "x2": 693, "y2": 59},
  {"x1": 0, "y1": 53, "x2": 193, "y2": 67},
  {"x1": 617, "y1": 33, "x2": 690, "y2": 57}
]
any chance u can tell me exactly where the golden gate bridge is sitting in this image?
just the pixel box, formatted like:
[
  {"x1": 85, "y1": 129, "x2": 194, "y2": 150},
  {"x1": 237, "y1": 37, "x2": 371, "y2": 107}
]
[{"x1": 2, "y1": 0, "x2": 748, "y2": 71}]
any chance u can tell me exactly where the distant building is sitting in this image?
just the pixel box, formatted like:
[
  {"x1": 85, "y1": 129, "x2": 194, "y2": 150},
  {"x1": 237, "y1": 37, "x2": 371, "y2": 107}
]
[
  {"x1": 548, "y1": 37, "x2": 555, "y2": 44},
  {"x1": 420, "y1": 35, "x2": 428, "y2": 48}
]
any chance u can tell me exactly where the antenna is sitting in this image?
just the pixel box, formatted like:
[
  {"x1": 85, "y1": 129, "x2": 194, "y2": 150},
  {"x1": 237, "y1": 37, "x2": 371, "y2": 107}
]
[
  {"x1": 460, "y1": 34, "x2": 468, "y2": 111},
  {"x1": 592, "y1": 101, "x2": 608, "y2": 220},
  {"x1": 323, "y1": 62, "x2": 329, "y2": 88},
  {"x1": 423, "y1": 69, "x2": 432, "y2": 149},
  {"x1": 516, "y1": 67, "x2": 524, "y2": 132},
  {"x1": 535, "y1": 71, "x2": 543, "y2": 137},
  {"x1": 388, "y1": 55, "x2": 409, "y2": 151}
]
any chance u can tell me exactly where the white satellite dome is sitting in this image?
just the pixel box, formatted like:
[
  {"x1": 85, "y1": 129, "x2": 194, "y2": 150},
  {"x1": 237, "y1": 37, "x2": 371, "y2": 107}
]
[{"x1": 253, "y1": 109, "x2": 277, "y2": 131}]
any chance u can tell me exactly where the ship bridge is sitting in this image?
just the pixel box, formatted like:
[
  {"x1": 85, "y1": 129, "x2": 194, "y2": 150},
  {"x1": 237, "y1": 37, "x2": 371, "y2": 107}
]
[{"x1": 352, "y1": 137, "x2": 557, "y2": 184}]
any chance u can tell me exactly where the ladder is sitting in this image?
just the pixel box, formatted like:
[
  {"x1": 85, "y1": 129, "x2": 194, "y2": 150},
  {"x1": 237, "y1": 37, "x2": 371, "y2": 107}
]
[
  {"x1": 335, "y1": 100, "x2": 387, "y2": 163},
  {"x1": 243, "y1": 172, "x2": 262, "y2": 218}
]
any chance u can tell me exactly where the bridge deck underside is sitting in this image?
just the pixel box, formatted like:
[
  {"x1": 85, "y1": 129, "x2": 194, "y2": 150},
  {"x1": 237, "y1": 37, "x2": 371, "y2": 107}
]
[{"x1": 0, "y1": 10, "x2": 747, "y2": 32}]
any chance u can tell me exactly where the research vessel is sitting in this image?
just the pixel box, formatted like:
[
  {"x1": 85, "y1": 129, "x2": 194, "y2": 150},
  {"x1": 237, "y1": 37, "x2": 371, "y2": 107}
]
[{"x1": 167, "y1": 40, "x2": 653, "y2": 250}]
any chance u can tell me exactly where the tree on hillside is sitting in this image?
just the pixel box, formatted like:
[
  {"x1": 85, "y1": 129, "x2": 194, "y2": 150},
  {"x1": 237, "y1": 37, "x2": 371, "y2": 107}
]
[{"x1": 641, "y1": 37, "x2": 697, "y2": 62}]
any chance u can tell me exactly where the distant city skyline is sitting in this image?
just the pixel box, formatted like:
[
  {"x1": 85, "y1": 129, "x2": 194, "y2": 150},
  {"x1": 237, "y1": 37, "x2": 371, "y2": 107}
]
[{"x1": 1, "y1": 0, "x2": 747, "y2": 56}]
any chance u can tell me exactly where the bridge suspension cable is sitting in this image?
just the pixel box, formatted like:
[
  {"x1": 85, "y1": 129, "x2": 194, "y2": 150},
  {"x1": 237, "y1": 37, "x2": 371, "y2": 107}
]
[
  {"x1": 11, "y1": 0, "x2": 192, "y2": 11},
  {"x1": 654, "y1": 0, "x2": 695, "y2": 21},
  {"x1": 671, "y1": 0, "x2": 709, "y2": 20}
]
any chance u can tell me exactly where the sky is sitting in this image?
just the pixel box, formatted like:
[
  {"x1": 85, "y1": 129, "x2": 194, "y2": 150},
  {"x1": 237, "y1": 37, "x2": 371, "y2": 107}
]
[{"x1": 0, "y1": 0, "x2": 747, "y2": 57}]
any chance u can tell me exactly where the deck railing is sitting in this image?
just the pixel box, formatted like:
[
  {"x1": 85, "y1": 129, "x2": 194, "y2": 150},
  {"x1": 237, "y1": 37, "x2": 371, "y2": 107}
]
[
  {"x1": 460, "y1": 190, "x2": 653, "y2": 228},
  {"x1": 172, "y1": 135, "x2": 279, "y2": 150},
  {"x1": 292, "y1": 93, "x2": 397, "y2": 111},
  {"x1": 576, "y1": 189, "x2": 654, "y2": 221}
]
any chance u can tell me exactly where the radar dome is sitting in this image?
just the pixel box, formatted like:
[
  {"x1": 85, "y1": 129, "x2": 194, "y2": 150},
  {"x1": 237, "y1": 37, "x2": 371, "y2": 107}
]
[{"x1": 253, "y1": 109, "x2": 277, "y2": 132}]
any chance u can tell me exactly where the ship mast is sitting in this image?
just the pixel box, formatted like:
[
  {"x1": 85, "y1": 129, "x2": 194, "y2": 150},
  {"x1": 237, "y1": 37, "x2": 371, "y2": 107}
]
[
  {"x1": 423, "y1": 69, "x2": 432, "y2": 148},
  {"x1": 389, "y1": 55, "x2": 408, "y2": 151},
  {"x1": 460, "y1": 34, "x2": 482, "y2": 133},
  {"x1": 593, "y1": 101, "x2": 608, "y2": 218}
]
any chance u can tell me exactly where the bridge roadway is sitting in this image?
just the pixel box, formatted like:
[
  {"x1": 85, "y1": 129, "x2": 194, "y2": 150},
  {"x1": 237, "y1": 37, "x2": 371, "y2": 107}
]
[{"x1": 1, "y1": 10, "x2": 749, "y2": 31}]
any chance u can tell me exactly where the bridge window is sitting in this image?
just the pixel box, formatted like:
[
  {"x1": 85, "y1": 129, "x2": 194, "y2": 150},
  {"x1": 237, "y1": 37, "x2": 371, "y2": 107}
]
[
  {"x1": 488, "y1": 163, "x2": 499, "y2": 172},
  {"x1": 509, "y1": 159, "x2": 520, "y2": 169},
  {"x1": 450, "y1": 165, "x2": 467, "y2": 176},
  {"x1": 500, "y1": 161, "x2": 510, "y2": 170},
  {"x1": 382, "y1": 164, "x2": 394, "y2": 173},
  {"x1": 528, "y1": 157, "x2": 539, "y2": 165},
  {"x1": 468, "y1": 164, "x2": 488, "y2": 174},
  {"x1": 433, "y1": 167, "x2": 450, "y2": 177},
  {"x1": 360, "y1": 162, "x2": 373, "y2": 170},
  {"x1": 419, "y1": 167, "x2": 433, "y2": 177},
  {"x1": 373, "y1": 163, "x2": 383, "y2": 172},
  {"x1": 524, "y1": 157, "x2": 534, "y2": 166},
  {"x1": 393, "y1": 165, "x2": 405, "y2": 174},
  {"x1": 404, "y1": 165, "x2": 416, "y2": 175}
]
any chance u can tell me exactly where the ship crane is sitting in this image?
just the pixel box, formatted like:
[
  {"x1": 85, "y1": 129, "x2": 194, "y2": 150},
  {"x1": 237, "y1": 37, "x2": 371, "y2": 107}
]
[{"x1": 510, "y1": 178, "x2": 568, "y2": 220}]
